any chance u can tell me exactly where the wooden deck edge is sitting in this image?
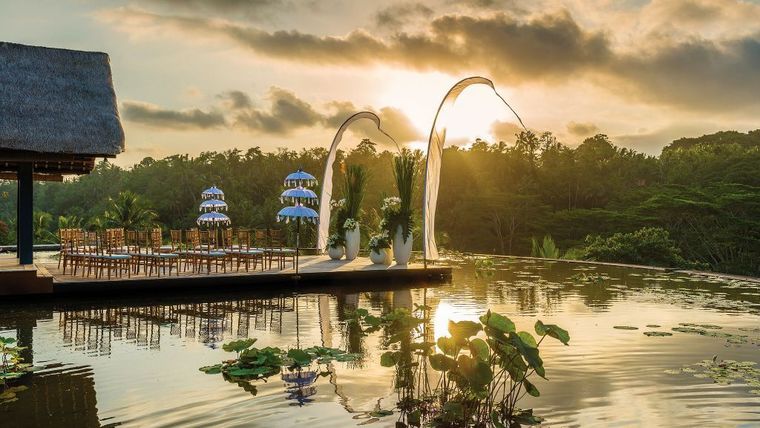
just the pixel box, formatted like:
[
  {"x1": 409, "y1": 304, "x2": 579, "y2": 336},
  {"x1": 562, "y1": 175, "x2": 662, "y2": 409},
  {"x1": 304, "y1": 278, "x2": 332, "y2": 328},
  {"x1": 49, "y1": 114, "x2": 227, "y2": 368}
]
[
  {"x1": 50, "y1": 266, "x2": 452, "y2": 297},
  {"x1": 0, "y1": 266, "x2": 54, "y2": 296}
]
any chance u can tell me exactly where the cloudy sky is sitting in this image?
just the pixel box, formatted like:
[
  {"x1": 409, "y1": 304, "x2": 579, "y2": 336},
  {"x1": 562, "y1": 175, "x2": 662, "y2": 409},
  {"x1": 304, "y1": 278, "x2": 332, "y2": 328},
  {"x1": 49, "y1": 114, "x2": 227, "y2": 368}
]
[{"x1": 2, "y1": 0, "x2": 759, "y2": 165}]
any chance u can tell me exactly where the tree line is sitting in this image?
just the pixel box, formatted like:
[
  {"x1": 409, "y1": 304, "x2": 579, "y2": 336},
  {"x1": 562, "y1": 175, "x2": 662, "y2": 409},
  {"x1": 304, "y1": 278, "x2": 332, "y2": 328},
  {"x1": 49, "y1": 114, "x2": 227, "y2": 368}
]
[{"x1": 1, "y1": 130, "x2": 759, "y2": 276}]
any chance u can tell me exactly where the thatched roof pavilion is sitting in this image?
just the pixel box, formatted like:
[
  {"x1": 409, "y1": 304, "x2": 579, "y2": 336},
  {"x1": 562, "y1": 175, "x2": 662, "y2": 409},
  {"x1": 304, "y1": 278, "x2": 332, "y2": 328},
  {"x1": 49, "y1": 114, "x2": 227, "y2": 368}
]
[
  {"x1": 0, "y1": 41, "x2": 125, "y2": 264},
  {"x1": 0, "y1": 41, "x2": 125, "y2": 178}
]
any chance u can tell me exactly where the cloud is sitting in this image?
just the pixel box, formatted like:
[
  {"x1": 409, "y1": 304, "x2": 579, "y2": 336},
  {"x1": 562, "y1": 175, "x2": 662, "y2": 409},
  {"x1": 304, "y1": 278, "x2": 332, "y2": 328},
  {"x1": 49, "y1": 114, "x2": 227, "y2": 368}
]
[
  {"x1": 102, "y1": 7, "x2": 760, "y2": 112},
  {"x1": 324, "y1": 101, "x2": 423, "y2": 145},
  {"x1": 608, "y1": 35, "x2": 760, "y2": 110},
  {"x1": 135, "y1": 0, "x2": 288, "y2": 20},
  {"x1": 566, "y1": 121, "x2": 599, "y2": 137},
  {"x1": 102, "y1": 8, "x2": 610, "y2": 82},
  {"x1": 374, "y1": 3, "x2": 433, "y2": 30},
  {"x1": 218, "y1": 90, "x2": 252, "y2": 109},
  {"x1": 232, "y1": 87, "x2": 323, "y2": 133},
  {"x1": 123, "y1": 87, "x2": 422, "y2": 143},
  {"x1": 614, "y1": 122, "x2": 724, "y2": 155},
  {"x1": 490, "y1": 120, "x2": 523, "y2": 141},
  {"x1": 122, "y1": 101, "x2": 226, "y2": 129}
]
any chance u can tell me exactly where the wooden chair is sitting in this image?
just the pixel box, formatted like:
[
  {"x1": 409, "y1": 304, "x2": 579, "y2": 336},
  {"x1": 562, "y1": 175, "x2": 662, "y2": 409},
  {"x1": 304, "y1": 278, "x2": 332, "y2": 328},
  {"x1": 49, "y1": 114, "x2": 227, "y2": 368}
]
[
  {"x1": 268, "y1": 229, "x2": 296, "y2": 270},
  {"x1": 186, "y1": 229, "x2": 227, "y2": 274},
  {"x1": 254, "y1": 229, "x2": 272, "y2": 269},
  {"x1": 229, "y1": 229, "x2": 264, "y2": 272},
  {"x1": 58, "y1": 229, "x2": 72, "y2": 272},
  {"x1": 144, "y1": 228, "x2": 179, "y2": 277}
]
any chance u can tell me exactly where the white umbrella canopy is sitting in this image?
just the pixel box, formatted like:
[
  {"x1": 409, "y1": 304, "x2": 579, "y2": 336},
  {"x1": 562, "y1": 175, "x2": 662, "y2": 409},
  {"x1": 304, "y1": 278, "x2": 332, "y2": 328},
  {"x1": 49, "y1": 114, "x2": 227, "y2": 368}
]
[
  {"x1": 199, "y1": 198, "x2": 228, "y2": 212},
  {"x1": 196, "y1": 211, "x2": 231, "y2": 226},
  {"x1": 201, "y1": 185, "x2": 225, "y2": 200},
  {"x1": 277, "y1": 169, "x2": 319, "y2": 275},
  {"x1": 280, "y1": 187, "x2": 318, "y2": 205}
]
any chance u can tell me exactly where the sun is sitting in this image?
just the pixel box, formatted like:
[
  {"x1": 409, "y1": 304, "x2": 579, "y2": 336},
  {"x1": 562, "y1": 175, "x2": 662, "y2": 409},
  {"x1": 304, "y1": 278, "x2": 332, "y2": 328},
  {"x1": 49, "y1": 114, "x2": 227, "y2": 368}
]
[{"x1": 374, "y1": 69, "x2": 523, "y2": 148}]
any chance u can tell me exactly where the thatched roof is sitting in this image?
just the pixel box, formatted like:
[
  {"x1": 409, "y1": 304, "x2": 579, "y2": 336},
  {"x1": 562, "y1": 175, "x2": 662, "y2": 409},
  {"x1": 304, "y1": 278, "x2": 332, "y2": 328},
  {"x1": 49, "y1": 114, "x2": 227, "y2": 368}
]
[{"x1": 0, "y1": 41, "x2": 125, "y2": 157}]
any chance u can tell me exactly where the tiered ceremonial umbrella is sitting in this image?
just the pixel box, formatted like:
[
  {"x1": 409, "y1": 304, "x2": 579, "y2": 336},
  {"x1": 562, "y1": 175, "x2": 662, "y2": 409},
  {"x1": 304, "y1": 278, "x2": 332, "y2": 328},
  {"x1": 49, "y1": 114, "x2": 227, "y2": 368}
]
[
  {"x1": 277, "y1": 169, "x2": 318, "y2": 274},
  {"x1": 198, "y1": 185, "x2": 230, "y2": 247}
]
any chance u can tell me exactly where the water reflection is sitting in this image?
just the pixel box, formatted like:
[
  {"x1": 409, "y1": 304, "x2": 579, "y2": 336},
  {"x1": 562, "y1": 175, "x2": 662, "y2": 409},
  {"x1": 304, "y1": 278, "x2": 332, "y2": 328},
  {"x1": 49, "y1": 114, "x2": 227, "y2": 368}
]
[
  {"x1": 1, "y1": 258, "x2": 759, "y2": 426},
  {"x1": 57, "y1": 298, "x2": 298, "y2": 355}
]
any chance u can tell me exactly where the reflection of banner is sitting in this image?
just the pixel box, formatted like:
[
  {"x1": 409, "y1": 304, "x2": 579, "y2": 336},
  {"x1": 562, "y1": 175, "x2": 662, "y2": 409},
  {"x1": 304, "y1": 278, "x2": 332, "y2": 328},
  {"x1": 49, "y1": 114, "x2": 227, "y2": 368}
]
[
  {"x1": 317, "y1": 112, "x2": 398, "y2": 252},
  {"x1": 423, "y1": 77, "x2": 526, "y2": 261}
]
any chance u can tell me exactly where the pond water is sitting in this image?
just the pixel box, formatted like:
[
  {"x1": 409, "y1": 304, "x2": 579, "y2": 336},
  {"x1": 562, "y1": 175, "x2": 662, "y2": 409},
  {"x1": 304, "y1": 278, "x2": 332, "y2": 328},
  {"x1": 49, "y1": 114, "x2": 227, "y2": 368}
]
[{"x1": 2, "y1": 257, "x2": 760, "y2": 427}]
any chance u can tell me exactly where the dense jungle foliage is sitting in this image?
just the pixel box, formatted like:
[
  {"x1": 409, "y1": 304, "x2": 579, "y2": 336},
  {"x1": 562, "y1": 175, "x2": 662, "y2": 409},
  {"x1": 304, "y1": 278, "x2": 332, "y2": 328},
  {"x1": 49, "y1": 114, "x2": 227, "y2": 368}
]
[{"x1": 1, "y1": 129, "x2": 759, "y2": 276}]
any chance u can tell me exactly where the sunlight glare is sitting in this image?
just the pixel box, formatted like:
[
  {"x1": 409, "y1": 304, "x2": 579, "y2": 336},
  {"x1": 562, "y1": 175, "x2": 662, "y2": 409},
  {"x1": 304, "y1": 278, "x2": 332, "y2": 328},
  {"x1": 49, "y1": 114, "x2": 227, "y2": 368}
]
[{"x1": 375, "y1": 70, "x2": 522, "y2": 149}]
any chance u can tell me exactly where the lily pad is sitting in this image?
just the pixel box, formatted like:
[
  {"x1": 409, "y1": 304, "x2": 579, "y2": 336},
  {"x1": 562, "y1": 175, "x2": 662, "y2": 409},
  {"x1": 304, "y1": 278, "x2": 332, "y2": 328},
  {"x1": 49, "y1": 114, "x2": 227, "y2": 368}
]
[
  {"x1": 613, "y1": 326, "x2": 639, "y2": 330},
  {"x1": 644, "y1": 331, "x2": 672, "y2": 337},
  {"x1": 666, "y1": 358, "x2": 760, "y2": 393},
  {"x1": 679, "y1": 323, "x2": 722, "y2": 330}
]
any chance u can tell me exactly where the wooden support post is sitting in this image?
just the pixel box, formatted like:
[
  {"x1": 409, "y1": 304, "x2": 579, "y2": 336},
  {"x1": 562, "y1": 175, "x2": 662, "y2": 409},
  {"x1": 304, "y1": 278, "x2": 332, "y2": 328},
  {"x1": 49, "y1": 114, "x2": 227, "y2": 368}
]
[{"x1": 17, "y1": 163, "x2": 34, "y2": 265}]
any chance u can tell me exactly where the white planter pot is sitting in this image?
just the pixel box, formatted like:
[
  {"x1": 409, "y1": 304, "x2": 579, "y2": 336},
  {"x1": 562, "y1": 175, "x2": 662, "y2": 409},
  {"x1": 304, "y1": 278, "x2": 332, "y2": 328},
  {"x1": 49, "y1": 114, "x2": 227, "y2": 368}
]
[
  {"x1": 328, "y1": 245, "x2": 345, "y2": 260},
  {"x1": 370, "y1": 248, "x2": 392, "y2": 265},
  {"x1": 344, "y1": 225, "x2": 360, "y2": 260},
  {"x1": 393, "y1": 225, "x2": 413, "y2": 265}
]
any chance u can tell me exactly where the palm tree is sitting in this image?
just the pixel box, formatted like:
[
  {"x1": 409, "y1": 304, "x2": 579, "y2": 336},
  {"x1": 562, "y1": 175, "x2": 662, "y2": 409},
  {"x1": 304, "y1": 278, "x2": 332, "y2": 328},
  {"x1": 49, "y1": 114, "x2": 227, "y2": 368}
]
[
  {"x1": 103, "y1": 191, "x2": 158, "y2": 230},
  {"x1": 33, "y1": 211, "x2": 56, "y2": 243},
  {"x1": 57, "y1": 214, "x2": 83, "y2": 230}
]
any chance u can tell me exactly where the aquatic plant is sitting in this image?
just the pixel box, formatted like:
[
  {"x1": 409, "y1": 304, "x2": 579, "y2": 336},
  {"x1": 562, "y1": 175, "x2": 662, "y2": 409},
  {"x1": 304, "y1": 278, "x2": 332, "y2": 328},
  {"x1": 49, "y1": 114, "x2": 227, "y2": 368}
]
[
  {"x1": 0, "y1": 337, "x2": 32, "y2": 404},
  {"x1": 348, "y1": 306, "x2": 570, "y2": 427},
  {"x1": 199, "y1": 338, "x2": 361, "y2": 397},
  {"x1": 571, "y1": 272, "x2": 608, "y2": 285},
  {"x1": 666, "y1": 356, "x2": 760, "y2": 394},
  {"x1": 474, "y1": 258, "x2": 495, "y2": 271}
]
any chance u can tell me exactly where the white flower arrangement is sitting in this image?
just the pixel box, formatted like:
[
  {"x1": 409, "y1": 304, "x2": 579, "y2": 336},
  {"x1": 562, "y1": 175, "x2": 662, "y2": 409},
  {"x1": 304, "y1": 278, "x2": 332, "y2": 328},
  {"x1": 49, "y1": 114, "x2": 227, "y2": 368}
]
[
  {"x1": 330, "y1": 198, "x2": 346, "y2": 210},
  {"x1": 368, "y1": 231, "x2": 391, "y2": 252},
  {"x1": 326, "y1": 233, "x2": 345, "y2": 248},
  {"x1": 381, "y1": 196, "x2": 401, "y2": 213},
  {"x1": 343, "y1": 217, "x2": 358, "y2": 231}
]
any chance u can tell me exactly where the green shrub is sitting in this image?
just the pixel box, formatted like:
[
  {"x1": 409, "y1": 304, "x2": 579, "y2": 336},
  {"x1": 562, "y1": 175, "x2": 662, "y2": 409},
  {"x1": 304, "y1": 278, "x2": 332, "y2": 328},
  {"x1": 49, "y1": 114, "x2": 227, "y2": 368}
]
[
  {"x1": 582, "y1": 227, "x2": 696, "y2": 268},
  {"x1": 531, "y1": 235, "x2": 561, "y2": 259}
]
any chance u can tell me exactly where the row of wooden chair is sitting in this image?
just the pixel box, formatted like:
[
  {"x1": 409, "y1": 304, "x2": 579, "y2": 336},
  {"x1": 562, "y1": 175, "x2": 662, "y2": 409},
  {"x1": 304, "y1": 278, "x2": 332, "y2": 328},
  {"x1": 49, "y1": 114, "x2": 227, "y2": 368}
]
[{"x1": 58, "y1": 227, "x2": 297, "y2": 278}]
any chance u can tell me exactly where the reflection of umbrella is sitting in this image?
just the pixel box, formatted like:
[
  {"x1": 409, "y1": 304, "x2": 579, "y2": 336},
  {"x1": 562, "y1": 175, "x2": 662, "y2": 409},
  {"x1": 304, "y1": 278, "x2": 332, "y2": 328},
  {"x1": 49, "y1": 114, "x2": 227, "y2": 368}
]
[
  {"x1": 277, "y1": 170, "x2": 319, "y2": 275},
  {"x1": 283, "y1": 369, "x2": 319, "y2": 406},
  {"x1": 282, "y1": 370, "x2": 319, "y2": 385},
  {"x1": 199, "y1": 198, "x2": 228, "y2": 211},
  {"x1": 201, "y1": 185, "x2": 225, "y2": 200},
  {"x1": 197, "y1": 212, "x2": 231, "y2": 226}
]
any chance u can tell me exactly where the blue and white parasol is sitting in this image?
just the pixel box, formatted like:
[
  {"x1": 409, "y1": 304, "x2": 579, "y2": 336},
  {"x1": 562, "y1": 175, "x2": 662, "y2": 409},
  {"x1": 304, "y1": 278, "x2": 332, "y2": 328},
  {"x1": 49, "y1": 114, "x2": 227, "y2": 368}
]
[
  {"x1": 199, "y1": 198, "x2": 228, "y2": 212},
  {"x1": 201, "y1": 185, "x2": 225, "y2": 200},
  {"x1": 284, "y1": 169, "x2": 318, "y2": 188},
  {"x1": 280, "y1": 187, "x2": 318, "y2": 205},
  {"x1": 196, "y1": 211, "x2": 231, "y2": 226},
  {"x1": 276, "y1": 204, "x2": 319, "y2": 223},
  {"x1": 277, "y1": 169, "x2": 319, "y2": 274}
]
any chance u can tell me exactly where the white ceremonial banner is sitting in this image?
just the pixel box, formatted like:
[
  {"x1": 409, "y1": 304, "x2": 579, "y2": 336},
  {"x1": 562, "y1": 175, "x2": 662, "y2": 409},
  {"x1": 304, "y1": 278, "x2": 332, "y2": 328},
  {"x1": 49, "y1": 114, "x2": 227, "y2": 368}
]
[
  {"x1": 423, "y1": 77, "x2": 526, "y2": 261},
  {"x1": 317, "y1": 112, "x2": 397, "y2": 252}
]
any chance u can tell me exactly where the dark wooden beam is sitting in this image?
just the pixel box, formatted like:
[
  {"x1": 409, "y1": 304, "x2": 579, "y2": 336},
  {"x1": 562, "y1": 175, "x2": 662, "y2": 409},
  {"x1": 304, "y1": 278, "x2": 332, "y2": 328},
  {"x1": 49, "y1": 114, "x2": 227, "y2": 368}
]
[
  {"x1": 17, "y1": 163, "x2": 34, "y2": 265},
  {"x1": 0, "y1": 172, "x2": 64, "y2": 182},
  {"x1": 0, "y1": 150, "x2": 114, "y2": 162}
]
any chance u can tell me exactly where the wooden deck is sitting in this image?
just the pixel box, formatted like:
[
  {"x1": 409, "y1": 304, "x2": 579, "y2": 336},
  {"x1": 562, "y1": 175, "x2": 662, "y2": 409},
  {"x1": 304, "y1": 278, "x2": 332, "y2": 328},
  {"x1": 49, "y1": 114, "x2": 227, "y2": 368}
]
[{"x1": 0, "y1": 254, "x2": 451, "y2": 297}]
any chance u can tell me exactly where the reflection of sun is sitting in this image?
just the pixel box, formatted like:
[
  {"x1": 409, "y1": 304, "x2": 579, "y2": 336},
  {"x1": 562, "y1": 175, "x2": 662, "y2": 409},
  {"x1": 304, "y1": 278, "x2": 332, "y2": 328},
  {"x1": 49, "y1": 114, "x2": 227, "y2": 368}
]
[
  {"x1": 432, "y1": 301, "x2": 480, "y2": 342},
  {"x1": 375, "y1": 70, "x2": 521, "y2": 148}
]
